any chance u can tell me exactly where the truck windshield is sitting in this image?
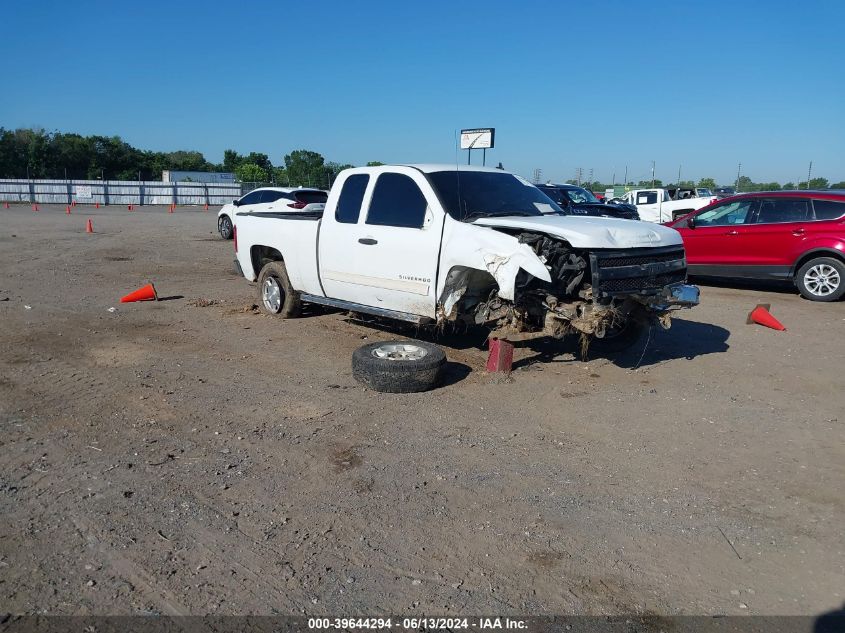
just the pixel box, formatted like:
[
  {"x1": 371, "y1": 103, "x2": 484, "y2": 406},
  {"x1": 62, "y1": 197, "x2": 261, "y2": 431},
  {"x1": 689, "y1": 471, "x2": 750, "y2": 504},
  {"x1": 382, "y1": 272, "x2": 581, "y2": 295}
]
[{"x1": 427, "y1": 171, "x2": 563, "y2": 221}]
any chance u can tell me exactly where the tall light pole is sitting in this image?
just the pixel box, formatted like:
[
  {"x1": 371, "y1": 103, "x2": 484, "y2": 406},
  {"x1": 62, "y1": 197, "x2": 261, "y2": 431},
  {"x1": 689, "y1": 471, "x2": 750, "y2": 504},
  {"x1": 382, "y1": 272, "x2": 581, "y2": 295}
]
[
  {"x1": 735, "y1": 163, "x2": 742, "y2": 192},
  {"x1": 807, "y1": 161, "x2": 813, "y2": 189},
  {"x1": 651, "y1": 161, "x2": 655, "y2": 187}
]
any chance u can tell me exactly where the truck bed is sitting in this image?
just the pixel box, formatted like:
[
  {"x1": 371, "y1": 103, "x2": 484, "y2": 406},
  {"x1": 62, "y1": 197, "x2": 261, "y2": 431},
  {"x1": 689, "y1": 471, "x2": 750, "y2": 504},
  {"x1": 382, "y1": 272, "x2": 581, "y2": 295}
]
[{"x1": 234, "y1": 211, "x2": 324, "y2": 294}]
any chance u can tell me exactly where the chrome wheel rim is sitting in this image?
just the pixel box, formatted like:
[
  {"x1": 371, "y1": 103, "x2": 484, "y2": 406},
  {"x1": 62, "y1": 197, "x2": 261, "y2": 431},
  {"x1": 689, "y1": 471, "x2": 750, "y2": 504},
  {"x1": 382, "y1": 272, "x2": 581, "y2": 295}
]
[
  {"x1": 804, "y1": 264, "x2": 840, "y2": 297},
  {"x1": 371, "y1": 343, "x2": 427, "y2": 361},
  {"x1": 219, "y1": 216, "x2": 232, "y2": 237},
  {"x1": 262, "y1": 277, "x2": 283, "y2": 312}
]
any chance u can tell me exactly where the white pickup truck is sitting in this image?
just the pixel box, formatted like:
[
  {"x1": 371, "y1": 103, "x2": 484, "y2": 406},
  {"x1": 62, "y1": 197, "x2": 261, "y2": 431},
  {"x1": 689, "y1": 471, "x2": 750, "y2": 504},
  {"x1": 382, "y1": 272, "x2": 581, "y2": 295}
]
[
  {"x1": 232, "y1": 165, "x2": 699, "y2": 353},
  {"x1": 619, "y1": 188, "x2": 717, "y2": 223}
]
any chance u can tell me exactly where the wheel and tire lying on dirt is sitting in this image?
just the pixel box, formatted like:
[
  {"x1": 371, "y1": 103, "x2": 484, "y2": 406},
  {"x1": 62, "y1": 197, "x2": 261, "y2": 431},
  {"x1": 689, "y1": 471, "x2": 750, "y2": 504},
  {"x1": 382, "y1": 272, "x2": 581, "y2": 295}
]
[
  {"x1": 218, "y1": 214, "x2": 234, "y2": 240},
  {"x1": 795, "y1": 257, "x2": 844, "y2": 302},
  {"x1": 257, "y1": 261, "x2": 301, "y2": 317},
  {"x1": 352, "y1": 340, "x2": 446, "y2": 393}
]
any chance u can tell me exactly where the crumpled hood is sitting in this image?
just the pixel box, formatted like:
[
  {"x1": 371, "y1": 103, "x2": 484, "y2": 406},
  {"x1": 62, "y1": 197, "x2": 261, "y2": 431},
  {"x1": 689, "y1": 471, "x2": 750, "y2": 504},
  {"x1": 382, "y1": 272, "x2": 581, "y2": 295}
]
[{"x1": 471, "y1": 214, "x2": 682, "y2": 249}]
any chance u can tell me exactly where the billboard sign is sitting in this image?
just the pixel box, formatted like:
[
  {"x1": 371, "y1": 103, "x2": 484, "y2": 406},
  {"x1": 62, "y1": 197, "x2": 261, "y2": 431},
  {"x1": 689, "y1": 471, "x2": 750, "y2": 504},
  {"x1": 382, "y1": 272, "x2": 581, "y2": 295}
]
[
  {"x1": 75, "y1": 185, "x2": 93, "y2": 200},
  {"x1": 460, "y1": 128, "x2": 495, "y2": 150}
]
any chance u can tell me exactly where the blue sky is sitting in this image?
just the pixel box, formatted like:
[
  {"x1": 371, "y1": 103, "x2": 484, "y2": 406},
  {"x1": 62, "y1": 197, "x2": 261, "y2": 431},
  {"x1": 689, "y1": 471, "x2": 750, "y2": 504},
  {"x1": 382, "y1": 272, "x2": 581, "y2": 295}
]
[{"x1": 3, "y1": 0, "x2": 844, "y2": 185}]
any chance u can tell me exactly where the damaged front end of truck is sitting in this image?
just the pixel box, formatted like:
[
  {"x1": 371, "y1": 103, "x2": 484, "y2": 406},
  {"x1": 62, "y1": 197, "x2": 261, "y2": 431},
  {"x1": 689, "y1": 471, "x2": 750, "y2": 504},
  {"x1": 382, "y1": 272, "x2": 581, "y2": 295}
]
[{"x1": 437, "y1": 227, "x2": 700, "y2": 352}]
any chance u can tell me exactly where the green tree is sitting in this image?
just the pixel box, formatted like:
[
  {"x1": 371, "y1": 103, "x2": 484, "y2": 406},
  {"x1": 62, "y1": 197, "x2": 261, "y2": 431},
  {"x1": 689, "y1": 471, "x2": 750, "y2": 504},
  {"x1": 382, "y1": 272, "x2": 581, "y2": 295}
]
[
  {"x1": 244, "y1": 152, "x2": 272, "y2": 172},
  {"x1": 366, "y1": 161, "x2": 384, "y2": 166},
  {"x1": 223, "y1": 149, "x2": 244, "y2": 173},
  {"x1": 284, "y1": 149, "x2": 326, "y2": 187},
  {"x1": 782, "y1": 182, "x2": 796, "y2": 190},
  {"x1": 830, "y1": 181, "x2": 845, "y2": 189},
  {"x1": 235, "y1": 163, "x2": 268, "y2": 183},
  {"x1": 697, "y1": 177, "x2": 717, "y2": 189}
]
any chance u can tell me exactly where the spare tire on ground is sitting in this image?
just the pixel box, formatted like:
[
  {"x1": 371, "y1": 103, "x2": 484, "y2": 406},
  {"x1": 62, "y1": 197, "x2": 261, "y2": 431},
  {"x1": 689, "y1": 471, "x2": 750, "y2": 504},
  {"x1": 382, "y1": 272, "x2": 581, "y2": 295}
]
[{"x1": 352, "y1": 340, "x2": 446, "y2": 393}]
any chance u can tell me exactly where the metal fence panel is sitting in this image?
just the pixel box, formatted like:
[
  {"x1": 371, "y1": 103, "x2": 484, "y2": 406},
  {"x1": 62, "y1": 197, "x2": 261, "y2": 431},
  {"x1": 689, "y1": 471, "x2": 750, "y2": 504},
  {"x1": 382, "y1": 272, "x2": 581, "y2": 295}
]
[{"x1": 0, "y1": 179, "x2": 243, "y2": 206}]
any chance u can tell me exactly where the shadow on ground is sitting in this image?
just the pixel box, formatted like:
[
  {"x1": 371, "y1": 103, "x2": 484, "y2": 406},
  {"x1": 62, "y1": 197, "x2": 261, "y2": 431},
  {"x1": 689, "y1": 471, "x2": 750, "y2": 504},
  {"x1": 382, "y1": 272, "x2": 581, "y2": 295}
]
[{"x1": 514, "y1": 318, "x2": 731, "y2": 370}]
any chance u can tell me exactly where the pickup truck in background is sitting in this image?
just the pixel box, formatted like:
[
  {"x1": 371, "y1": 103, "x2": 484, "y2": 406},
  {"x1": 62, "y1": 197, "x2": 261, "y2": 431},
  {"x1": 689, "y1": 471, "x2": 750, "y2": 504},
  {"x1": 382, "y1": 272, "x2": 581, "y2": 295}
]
[
  {"x1": 232, "y1": 165, "x2": 700, "y2": 353},
  {"x1": 618, "y1": 188, "x2": 718, "y2": 223}
]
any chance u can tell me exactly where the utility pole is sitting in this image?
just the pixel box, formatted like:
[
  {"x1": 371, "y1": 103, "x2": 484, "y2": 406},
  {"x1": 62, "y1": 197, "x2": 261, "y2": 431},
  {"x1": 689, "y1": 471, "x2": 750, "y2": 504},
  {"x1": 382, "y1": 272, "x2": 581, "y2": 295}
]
[
  {"x1": 735, "y1": 163, "x2": 742, "y2": 192},
  {"x1": 677, "y1": 165, "x2": 682, "y2": 189},
  {"x1": 588, "y1": 168, "x2": 594, "y2": 188},
  {"x1": 807, "y1": 161, "x2": 813, "y2": 189},
  {"x1": 532, "y1": 168, "x2": 542, "y2": 184},
  {"x1": 651, "y1": 161, "x2": 656, "y2": 187},
  {"x1": 623, "y1": 166, "x2": 628, "y2": 187},
  {"x1": 575, "y1": 167, "x2": 583, "y2": 186}
]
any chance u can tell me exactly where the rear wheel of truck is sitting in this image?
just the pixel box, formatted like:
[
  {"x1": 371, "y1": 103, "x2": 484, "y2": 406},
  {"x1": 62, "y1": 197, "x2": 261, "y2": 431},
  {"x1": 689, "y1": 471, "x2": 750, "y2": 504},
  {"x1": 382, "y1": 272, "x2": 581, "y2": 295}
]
[
  {"x1": 352, "y1": 340, "x2": 446, "y2": 393},
  {"x1": 257, "y1": 261, "x2": 301, "y2": 317}
]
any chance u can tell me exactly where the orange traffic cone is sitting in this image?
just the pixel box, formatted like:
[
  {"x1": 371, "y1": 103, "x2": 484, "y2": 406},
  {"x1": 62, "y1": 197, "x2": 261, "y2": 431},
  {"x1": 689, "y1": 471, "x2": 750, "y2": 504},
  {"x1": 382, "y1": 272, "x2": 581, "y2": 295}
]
[
  {"x1": 747, "y1": 304, "x2": 786, "y2": 331},
  {"x1": 85, "y1": 218, "x2": 94, "y2": 233},
  {"x1": 32, "y1": 203, "x2": 38, "y2": 212},
  {"x1": 128, "y1": 204, "x2": 133, "y2": 211},
  {"x1": 66, "y1": 205, "x2": 71, "y2": 215},
  {"x1": 120, "y1": 283, "x2": 157, "y2": 303},
  {"x1": 71, "y1": 200, "x2": 76, "y2": 207},
  {"x1": 169, "y1": 204, "x2": 174, "y2": 213},
  {"x1": 95, "y1": 202, "x2": 100, "y2": 209},
  {"x1": 4, "y1": 202, "x2": 9, "y2": 209},
  {"x1": 204, "y1": 203, "x2": 209, "y2": 211}
]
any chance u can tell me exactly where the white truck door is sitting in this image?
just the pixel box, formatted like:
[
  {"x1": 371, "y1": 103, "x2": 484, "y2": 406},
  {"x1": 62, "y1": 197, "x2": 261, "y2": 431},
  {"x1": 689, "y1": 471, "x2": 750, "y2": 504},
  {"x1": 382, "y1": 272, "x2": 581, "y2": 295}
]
[
  {"x1": 634, "y1": 190, "x2": 662, "y2": 223},
  {"x1": 318, "y1": 168, "x2": 443, "y2": 318}
]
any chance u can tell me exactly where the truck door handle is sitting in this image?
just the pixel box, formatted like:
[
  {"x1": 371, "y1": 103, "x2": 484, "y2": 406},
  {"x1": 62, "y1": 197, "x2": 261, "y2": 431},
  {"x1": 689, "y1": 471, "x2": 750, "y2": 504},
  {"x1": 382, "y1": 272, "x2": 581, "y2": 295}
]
[
  {"x1": 358, "y1": 238, "x2": 378, "y2": 245},
  {"x1": 725, "y1": 230, "x2": 739, "y2": 236},
  {"x1": 792, "y1": 228, "x2": 805, "y2": 236}
]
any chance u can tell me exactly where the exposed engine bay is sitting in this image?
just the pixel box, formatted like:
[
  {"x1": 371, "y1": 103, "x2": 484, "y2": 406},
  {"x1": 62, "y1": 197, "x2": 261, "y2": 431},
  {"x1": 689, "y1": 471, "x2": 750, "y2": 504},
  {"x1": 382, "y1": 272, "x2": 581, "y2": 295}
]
[{"x1": 441, "y1": 230, "x2": 699, "y2": 345}]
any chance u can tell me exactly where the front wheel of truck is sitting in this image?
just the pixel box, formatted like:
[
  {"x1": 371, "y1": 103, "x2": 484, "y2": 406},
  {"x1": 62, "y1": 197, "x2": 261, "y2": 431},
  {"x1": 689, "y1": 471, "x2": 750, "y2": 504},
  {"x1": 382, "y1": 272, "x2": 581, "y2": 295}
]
[
  {"x1": 586, "y1": 318, "x2": 647, "y2": 355},
  {"x1": 257, "y1": 261, "x2": 301, "y2": 317}
]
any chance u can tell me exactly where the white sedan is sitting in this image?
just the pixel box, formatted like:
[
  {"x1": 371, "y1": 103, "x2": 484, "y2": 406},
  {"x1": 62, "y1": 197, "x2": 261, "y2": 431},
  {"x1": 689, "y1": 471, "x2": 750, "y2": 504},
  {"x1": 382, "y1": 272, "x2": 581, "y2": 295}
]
[{"x1": 217, "y1": 187, "x2": 328, "y2": 239}]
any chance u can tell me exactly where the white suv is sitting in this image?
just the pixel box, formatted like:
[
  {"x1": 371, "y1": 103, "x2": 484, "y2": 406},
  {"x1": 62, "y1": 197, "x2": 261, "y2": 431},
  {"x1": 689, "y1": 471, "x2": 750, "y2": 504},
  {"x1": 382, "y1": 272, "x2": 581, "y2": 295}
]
[{"x1": 217, "y1": 187, "x2": 328, "y2": 239}]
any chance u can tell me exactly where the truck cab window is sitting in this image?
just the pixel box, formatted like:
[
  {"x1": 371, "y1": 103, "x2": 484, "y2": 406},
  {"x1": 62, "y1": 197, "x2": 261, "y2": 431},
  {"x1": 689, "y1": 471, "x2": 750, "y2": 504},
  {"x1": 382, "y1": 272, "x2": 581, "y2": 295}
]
[
  {"x1": 366, "y1": 174, "x2": 427, "y2": 228},
  {"x1": 336, "y1": 174, "x2": 369, "y2": 223}
]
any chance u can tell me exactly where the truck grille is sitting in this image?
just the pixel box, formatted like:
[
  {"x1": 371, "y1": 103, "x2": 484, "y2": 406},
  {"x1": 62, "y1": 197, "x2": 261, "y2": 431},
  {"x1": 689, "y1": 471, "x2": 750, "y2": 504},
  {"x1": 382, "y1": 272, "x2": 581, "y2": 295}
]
[{"x1": 590, "y1": 247, "x2": 687, "y2": 298}]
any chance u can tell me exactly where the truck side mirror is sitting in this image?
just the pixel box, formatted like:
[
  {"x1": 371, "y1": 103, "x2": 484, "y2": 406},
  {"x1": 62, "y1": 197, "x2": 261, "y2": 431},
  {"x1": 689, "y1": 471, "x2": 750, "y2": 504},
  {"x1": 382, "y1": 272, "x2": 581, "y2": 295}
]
[{"x1": 233, "y1": 199, "x2": 240, "y2": 206}]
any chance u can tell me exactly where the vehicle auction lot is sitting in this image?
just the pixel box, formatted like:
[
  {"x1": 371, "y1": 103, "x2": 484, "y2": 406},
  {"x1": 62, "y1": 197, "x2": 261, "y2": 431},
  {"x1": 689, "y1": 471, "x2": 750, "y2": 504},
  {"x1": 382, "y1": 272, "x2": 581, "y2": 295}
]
[{"x1": 1, "y1": 205, "x2": 843, "y2": 617}]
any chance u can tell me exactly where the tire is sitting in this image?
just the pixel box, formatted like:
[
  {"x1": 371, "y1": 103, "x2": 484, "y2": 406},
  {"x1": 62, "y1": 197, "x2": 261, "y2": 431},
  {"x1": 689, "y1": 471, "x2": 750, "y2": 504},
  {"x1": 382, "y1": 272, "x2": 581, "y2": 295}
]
[
  {"x1": 257, "y1": 261, "x2": 301, "y2": 317},
  {"x1": 352, "y1": 340, "x2": 446, "y2": 393},
  {"x1": 218, "y1": 214, "x2": 233, "y2": 239},
  {"x1": 586, "y1": 318, "x2": 647, "y2": 355},
  {"x1": 795, "y1": 257, "x2": 845, "y2": 302}
]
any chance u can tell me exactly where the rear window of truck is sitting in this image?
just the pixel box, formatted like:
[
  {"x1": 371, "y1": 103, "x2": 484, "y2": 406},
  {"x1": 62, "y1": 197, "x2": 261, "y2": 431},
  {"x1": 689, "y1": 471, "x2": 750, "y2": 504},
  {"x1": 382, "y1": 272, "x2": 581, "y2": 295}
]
[{"x1": 335, "y1": 175, "x2": 369, "y2": 224}]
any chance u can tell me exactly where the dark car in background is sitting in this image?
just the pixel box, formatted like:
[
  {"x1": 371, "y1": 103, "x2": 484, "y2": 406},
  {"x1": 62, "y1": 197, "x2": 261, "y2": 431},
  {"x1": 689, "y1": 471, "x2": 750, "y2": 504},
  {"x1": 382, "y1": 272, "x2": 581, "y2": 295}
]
[
  {"x1": 537, "y1": 183, "x2": 639, "y2": 220},
  {"x1": 714, "y1": 186, "x2": 737, "y2": 199},
  {"x1": 671, "y1": 191, "x2": 845, "y2": 301}
]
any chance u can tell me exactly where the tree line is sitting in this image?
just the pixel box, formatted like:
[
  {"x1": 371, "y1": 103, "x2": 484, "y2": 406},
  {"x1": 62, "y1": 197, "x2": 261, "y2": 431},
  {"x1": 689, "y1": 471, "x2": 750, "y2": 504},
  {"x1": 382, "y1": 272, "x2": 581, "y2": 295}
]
[
  {"x1": 0, "y1": 128, "x2": 378, "y2": 189},
  {"x1": 2, "y1": 127, "x2": 842, "y2": 191}
]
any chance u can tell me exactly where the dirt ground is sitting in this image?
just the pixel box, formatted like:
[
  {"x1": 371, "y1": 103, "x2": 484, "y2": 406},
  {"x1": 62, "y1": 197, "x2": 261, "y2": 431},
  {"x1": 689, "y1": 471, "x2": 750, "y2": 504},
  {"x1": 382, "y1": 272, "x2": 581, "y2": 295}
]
[{"x1": 0, "y1": 204, "x2": 843, "y2": 618}]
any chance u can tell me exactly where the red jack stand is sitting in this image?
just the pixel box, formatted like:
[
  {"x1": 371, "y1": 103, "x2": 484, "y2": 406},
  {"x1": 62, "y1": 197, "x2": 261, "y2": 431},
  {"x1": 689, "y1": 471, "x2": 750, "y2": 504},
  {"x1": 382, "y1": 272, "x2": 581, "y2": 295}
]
[{"x1": 486, "y1": 337, "x2": 514, "y2": 373}]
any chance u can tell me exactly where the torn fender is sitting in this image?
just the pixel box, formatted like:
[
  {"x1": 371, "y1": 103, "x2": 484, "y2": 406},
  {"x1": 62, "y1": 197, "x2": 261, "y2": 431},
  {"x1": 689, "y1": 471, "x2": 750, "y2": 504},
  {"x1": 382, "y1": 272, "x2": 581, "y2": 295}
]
[{"x1": 437, "y1": 220, "x2": 550, "y2": 302}]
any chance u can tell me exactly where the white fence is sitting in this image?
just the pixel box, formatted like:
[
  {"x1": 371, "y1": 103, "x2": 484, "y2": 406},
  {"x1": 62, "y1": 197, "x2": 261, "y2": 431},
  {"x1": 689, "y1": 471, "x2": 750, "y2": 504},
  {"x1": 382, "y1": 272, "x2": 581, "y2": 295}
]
[{"x1": 0, "y1": 179, "x2": 243, "y2": 206}]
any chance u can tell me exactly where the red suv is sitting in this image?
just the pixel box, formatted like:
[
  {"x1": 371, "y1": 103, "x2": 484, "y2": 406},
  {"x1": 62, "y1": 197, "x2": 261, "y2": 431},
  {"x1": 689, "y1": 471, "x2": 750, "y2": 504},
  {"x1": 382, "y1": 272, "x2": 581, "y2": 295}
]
[{"x1": 670, "y1": 191, "x2": 845, "y2": 301}]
